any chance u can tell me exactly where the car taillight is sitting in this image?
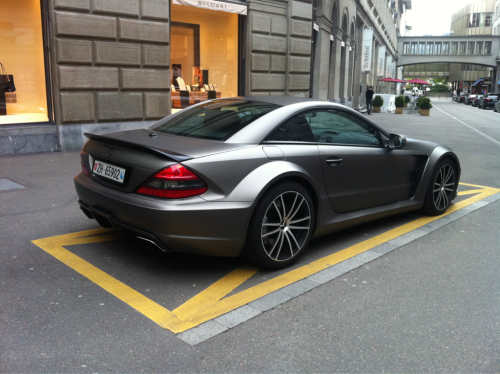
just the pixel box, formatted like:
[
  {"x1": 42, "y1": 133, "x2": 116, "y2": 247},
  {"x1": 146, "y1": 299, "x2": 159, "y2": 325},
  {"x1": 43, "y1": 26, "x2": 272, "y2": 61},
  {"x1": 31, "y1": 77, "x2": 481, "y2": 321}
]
[
  {"x1": 485, "y1": 98, "x2": 492, "y2": 101},
  {"x1": 80, "y1": 152, "x2": 90, "y2": 176},
  {"x1": 137, "y1": 164, "x2": 207, "y2": 198}
]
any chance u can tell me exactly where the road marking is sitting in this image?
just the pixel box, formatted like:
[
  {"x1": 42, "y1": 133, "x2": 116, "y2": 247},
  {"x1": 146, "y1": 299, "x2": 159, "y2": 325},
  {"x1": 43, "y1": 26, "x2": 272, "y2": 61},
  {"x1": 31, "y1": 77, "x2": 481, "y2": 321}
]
[
  {"x1": 32, "y1": 183, "x2": 500, "y2": 335},
  {"x1": 458, "y1": 189, "x2": 486, "y2": 196},
  {"x1": 173, "y1": 264, "x2": 259, "y2": 320},
  {"x1": 433, "y1": 104, "x2": 500, "y2": 146}
]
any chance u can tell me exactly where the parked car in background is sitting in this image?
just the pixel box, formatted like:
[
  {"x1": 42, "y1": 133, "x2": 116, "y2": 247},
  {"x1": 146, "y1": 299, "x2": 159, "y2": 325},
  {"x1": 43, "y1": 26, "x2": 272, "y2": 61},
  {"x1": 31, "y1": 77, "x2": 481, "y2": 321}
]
[
  {"x1": 478, "y1": 93, "x2": 499, "y2": 109},
  {"x1": 494, "y1": 99, "x2": 500, "y2": 113},
  {"x1": 458, "y1": 93, "x2": 467, "y2": 103},
  {"x1": 471, "y1": 95, "x2": 483, "y2": 107},
  {"x1": 465, "y1": 94, "x2": 477, "y2": 105}
]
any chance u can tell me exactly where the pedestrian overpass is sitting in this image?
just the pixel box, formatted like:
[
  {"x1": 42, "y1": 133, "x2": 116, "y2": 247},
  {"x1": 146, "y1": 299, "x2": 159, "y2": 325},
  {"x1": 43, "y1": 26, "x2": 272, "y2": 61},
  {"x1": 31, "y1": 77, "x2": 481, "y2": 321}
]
[{"x1": 397, "y1": 36, "x2": 500, "y2": 68}]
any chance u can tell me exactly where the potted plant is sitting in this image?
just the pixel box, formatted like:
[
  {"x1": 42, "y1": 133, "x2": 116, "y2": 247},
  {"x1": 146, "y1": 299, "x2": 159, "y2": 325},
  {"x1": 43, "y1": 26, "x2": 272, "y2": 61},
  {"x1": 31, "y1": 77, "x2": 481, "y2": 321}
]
[
  {"x1": 404, "y1": 95, "x2": 410, "y2": 107},
  {"x1": 373, "y1": 95, "x2": 383, "y2": 113},
  {"x1": 418, "y1": 97, "x2": 432, "y2": 116},
  {"x1": 395, "y1": 95, "x2": 405, "y2": 114}
]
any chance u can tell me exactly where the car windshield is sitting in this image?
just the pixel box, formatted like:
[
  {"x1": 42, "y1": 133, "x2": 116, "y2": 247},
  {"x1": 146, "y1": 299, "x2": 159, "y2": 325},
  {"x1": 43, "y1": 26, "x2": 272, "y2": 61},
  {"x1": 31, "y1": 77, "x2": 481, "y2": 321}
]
[{"x1": 150, "y1": 99, "x2": 281, "y2": 141}]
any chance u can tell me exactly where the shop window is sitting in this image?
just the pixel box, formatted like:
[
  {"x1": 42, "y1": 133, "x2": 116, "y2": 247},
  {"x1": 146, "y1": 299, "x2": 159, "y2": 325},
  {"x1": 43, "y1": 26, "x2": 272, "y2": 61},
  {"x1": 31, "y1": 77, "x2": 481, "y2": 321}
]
[
  {"x1": 451, "y1": 42, "x2": 458, "y2": 55},
  {"x1": 419, "y1": 42, "x2": 425, "y2": 54},
  {"x1": 411, "y1": 42, "x2": 418, "y2": 54},
  {"x1": 485, "y1": 12, "x2": 492, "y2": 27},
  {"x1": 479, "y1": 13, "x2": 486, "y2": 28},
  {"x1": 171, "y1": 1, "x2": 239, "y2": 112},
  {"x1": 426, "y1": 43, "x2": 434, "y2": 55},
  {"x1": 403, "y1": 42, "x2": 410, "y2": 54},
  {"x1": 476, "y1": 41, "x2": 484, "y2": 55},
  {"x1": 442, "y1": 42, "x2": 449, "y2": 55},
  {"x1": 467, "y1": 42, "x2": 474, "y2": 55},
  {"x1": 0, "y1": 0, "x2": 49, "y2": 125},
  {"x1": 469, "y1": 13, "x2": 479, "y2": 28},
  {"x1": 435, "y1": 43, "x2": 442, "y2": 55},
  {"x1": 484, "y1": 41, "x2": 492, "y2": 54},
  {"x1": 459, "y1": 42, "x2": 466, "y2": 54}
]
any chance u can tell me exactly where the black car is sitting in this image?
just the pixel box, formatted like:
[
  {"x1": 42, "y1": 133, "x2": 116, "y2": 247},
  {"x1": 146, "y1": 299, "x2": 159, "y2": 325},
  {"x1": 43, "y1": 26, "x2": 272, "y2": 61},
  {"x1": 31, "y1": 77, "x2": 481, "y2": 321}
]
[
  {"x1": 458, "y1": 93, "x2": 467, "y2": 103},
  {"x1": 478, "y1": 93, "x2": 499, "y2": 109},
  {"x1": 471, "y1": 94, "x2": 483, "y2": 107}
]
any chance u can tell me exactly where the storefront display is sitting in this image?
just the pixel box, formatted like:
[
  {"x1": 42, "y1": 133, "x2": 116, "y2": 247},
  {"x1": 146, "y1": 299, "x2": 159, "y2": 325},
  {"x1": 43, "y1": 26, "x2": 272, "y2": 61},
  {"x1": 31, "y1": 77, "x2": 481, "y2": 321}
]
[
  {"x1": 0, "y1": 0, "x2": 49, "y2": 125},
  {"x1": 170, "y1": 0, "x2": 240, "y2": 111}
]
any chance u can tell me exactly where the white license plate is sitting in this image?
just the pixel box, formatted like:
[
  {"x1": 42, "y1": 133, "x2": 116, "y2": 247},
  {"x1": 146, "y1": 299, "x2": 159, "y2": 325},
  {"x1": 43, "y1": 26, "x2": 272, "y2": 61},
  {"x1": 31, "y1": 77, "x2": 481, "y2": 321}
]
[{"x1": 93, "y1": 160, "x2": 126, "y2": 184}]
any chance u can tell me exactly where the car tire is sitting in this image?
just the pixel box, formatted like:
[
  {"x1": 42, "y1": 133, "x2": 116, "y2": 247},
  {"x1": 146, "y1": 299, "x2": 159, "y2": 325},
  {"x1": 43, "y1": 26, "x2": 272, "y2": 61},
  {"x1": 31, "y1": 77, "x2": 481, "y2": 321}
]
[
  {"x1": 422, "y1": 159, "x2": 457, "y2": 216},
  {"x1": 243, "y1": 181, "x2": 315, "y2": 269}
]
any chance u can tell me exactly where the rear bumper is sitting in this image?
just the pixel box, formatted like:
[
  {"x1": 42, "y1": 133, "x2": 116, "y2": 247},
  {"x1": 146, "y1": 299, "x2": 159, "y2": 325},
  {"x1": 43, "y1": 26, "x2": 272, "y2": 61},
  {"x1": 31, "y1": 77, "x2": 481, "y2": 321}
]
[{"x1": 74, "y1": 173, "x2": 254, "y2": 257}]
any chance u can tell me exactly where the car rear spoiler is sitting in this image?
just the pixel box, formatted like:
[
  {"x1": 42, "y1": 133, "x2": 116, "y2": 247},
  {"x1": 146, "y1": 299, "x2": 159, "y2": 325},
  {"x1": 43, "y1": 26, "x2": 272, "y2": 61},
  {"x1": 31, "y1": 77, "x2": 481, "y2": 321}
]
[{"x1": 84, "y1": 133, "x2": 193, "y2": 162}]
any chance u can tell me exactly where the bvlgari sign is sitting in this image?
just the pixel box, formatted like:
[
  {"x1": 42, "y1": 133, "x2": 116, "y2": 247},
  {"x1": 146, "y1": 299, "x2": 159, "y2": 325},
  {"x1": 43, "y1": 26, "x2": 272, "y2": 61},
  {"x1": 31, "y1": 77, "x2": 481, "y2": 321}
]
[
  {"x1": 173, "y1": 0, "x2": 247, "y2": 15},
  {"x1": 361, "y1": 27, "x2": 373, "y2": 73}
]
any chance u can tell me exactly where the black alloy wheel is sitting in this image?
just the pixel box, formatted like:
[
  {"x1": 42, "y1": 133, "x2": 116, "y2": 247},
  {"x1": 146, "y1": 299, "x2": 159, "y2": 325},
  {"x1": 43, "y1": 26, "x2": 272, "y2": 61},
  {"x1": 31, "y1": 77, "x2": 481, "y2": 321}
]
[
  {"x1": 244, "y1": 182, "x2": 314, "y2": 269},
  {"x1": 422, "y1": 159, "x2": 457, "y2": 216}
]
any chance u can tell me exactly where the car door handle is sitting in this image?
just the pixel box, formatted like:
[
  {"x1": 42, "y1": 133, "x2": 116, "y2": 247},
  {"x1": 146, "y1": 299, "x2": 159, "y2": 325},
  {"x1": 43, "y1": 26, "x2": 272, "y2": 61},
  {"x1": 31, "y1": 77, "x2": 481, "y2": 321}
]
[{"x1": 326, "y1": 158, "x2": 343, "y2": 166}]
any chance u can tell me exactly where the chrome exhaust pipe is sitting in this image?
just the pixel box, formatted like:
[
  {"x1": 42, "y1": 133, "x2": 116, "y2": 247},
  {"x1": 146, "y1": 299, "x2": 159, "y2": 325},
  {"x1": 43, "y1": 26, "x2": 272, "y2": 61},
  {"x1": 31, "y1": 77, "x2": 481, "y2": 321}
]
[{"x1": 136, "y1": 236, "x2": 169, "y2": 252}]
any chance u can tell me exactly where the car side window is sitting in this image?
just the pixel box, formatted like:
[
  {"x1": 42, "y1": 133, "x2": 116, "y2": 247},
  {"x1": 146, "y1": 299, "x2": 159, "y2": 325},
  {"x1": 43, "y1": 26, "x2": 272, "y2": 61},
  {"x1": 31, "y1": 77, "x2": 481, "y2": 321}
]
[
  {"x1": 266, "y1": 113, "x2": 315, "y2": 142},
  {"x1": 307, "y1": 109, "x2": 383, "y2": 146}
]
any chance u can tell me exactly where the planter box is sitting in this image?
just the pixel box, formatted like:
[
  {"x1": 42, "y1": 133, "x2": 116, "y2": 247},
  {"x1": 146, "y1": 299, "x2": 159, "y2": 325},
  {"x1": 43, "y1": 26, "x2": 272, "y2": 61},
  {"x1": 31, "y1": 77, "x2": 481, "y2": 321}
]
[
  {"x1": 395, "y1": 107, "x2": 403, "y2": 114},
  {"x1": 419, "y1": 108, "x2": 430, "y2": 116},
  {"x1": 373, "y1": 106, "x2": 381, "y2": 113}
]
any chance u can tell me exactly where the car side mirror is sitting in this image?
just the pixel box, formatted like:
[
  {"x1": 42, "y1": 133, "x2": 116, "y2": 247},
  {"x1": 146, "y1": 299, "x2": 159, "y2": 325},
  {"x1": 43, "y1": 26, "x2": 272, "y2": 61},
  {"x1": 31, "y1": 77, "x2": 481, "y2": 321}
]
[{"x1": 389, "y1": 134, "x2": 407, "y2": 149}]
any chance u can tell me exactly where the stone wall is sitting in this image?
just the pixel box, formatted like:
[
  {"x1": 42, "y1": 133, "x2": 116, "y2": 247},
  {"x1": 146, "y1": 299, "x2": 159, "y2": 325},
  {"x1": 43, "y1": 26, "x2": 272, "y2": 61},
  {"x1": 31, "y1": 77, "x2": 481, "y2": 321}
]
[
  {"x1": 246, "y1": 0, "x2": 313, "y2": 97},
  {"x1": 50, "y1": 0, "x2": 170, "y2": 149}
]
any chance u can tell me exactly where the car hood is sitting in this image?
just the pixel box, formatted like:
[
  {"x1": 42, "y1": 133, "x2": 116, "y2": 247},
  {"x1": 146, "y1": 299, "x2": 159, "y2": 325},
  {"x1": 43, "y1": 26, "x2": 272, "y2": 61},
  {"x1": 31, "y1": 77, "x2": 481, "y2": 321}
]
[{"x1": 85, "y1": 129, "x2": 254, "y2": 161}]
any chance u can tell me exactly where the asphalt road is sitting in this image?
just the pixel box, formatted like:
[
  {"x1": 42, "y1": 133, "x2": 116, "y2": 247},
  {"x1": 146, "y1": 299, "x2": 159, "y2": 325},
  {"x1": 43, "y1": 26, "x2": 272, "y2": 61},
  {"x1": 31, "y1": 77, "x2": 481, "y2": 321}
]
[{"x1": 1, "y1": 99, "x2": 499, "y2": 373}]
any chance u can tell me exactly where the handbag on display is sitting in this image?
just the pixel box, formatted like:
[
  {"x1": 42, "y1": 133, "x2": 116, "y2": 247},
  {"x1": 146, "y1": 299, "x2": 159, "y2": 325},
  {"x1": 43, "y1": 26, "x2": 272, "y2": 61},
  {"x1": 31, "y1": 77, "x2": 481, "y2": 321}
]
[
  {"x1": 0, "y1": 62, "x2": 17, "y2": 94},
  {"x1": 5, "y1": 92, "x2": 17, "y2": 103}
]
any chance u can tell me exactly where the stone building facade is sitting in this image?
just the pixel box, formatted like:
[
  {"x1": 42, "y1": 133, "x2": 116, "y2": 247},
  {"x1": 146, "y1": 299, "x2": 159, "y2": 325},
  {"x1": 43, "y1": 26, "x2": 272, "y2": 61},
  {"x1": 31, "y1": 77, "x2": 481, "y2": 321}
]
[
  {"x1": 0, "y1": 0, "x2": 408, "y2": 155},
  {"x1": 449, "y1": 0, "x2": 496, "y2": 93}
]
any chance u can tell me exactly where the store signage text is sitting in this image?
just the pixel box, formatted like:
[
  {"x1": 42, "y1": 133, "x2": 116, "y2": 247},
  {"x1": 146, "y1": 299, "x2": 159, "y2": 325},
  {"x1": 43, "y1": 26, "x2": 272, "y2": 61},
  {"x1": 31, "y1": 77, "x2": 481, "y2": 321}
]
[
  {"x1": 173, "y1": 0, "x2": 247, "y2": 15},
  {"x1": 377, "y1": 46, "x2": 386, "y2": 77},
  {"x1": 361, "y1": 28, "x2": 373, "y2": 73}
]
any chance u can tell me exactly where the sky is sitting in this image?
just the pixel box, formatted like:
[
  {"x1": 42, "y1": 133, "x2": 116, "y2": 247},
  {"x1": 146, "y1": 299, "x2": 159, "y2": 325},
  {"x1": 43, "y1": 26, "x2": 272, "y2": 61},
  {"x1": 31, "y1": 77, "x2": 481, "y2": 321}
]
[{"x1": 405, "y1": 0, "x2": 481, "y2": 36}]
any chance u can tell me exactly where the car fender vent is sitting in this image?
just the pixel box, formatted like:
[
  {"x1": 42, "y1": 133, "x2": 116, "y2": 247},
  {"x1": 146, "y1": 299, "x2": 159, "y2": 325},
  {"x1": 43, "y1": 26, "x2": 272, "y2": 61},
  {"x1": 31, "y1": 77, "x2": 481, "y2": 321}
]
[{"x1": 409, "y1": 157, "x2": 428, "y2": 198}]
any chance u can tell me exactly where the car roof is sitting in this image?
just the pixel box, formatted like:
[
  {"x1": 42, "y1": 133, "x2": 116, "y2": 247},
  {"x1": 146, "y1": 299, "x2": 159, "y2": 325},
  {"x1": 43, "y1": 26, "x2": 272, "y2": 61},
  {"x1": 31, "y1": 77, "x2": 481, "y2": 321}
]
[{"x1": 235, "y1": 95, "x2": 323, "y2": 106}]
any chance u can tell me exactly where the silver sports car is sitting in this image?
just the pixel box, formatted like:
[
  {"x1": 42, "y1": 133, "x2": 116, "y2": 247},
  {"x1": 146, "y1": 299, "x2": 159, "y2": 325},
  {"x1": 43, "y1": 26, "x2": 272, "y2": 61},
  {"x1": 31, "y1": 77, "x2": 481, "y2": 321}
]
[{"x1": 75, "y1": 96, "x2": 460, "y2": 269}]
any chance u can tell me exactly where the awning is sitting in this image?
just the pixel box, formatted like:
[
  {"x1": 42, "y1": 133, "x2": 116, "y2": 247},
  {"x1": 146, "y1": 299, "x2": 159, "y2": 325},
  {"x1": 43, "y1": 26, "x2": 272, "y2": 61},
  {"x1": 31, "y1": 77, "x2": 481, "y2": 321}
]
[
  {"x1": 173, "y1": 0, "x2": 247, "y2": 15},
  {"x1": 472, "y1": 78, "x2": 483, "y2": 86}
]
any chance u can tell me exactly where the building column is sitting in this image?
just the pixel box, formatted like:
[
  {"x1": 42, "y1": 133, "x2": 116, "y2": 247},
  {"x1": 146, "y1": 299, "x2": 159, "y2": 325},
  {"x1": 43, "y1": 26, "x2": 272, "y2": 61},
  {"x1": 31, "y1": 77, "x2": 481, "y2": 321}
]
[
  {"x1": 312, "y1": 18, "x2": 333, "y2": 100},
  {"x1": 340, "y1": 35, "x2": 351, "y2": 103},
  {"x1": 372, "y1": 41, "x2": 379, "y2": 92},
  {"x1": 491, "y1": 64, "x2": 499, "y2": 93},
  {"x1": 348, "y1": 41, "x2": 355, "y2": 101},
  {"x1": 369, "y1": 37, "x2": 377, "y2": 88},
  {"x1": 383, "y1": 53, "x2": 389, "y2": 93},
  {"x1": 328, "y1": 28, "x2": 343, "y2": 102},
  {"x1": 352, "y1": 21, "x2": 364, "y2": 110}
]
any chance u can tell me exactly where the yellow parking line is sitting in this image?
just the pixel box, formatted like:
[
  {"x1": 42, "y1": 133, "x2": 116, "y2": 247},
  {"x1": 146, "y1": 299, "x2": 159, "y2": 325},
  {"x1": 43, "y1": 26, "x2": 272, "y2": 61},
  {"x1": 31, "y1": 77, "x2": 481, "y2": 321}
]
[
  {"x1": 457, "y1": 189, "x2": 486, "y2": 196},
  {"x1": 32, "y1": 234, "x2": 179, "y2": 327},
  {"x1": 173, "y1": 264, "x2": 259, "y2": 320},
  {"x1": 163, "y1": 186, "x2": 500, "y2": 331},
  {"x1": 459, "y1": 182, "x2": 490, "y2": 189},
  {"x1": 32, "y1": 184, "x2": 500, "y2": 333}
]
